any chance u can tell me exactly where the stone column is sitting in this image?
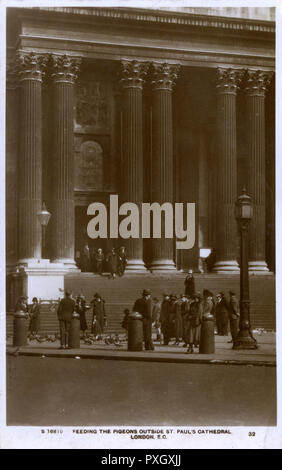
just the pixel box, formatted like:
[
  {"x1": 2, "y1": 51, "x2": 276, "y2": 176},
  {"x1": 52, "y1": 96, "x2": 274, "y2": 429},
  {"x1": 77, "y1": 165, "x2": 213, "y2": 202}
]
[
  {"x1": 120, "y1": 60, "x2": 149, "y2": 271},
  {"x1": 150, "y1": 62, "x2": 180, "y2": 271},
  {"x1": 17, "y1": 52, "x2": 47, "y2": 263},
  {"x1": 213, "y1": 68, "x2": 243, "y2": 273},
  {"x1": 50, "y1": 55, "x2": 81, "y2": 267},
  {"x1": 245, "y1": 70, "x2": 273, "y2": 272}
]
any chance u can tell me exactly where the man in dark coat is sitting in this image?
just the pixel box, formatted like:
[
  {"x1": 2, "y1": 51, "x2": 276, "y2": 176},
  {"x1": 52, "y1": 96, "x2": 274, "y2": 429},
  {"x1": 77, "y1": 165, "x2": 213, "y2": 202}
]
[
  {"x1": 214, "y1": 292, "x2": 229, "y2": 335},
  {"x1": 228, "y1": 291, "x2": 240, "y2": 343},
  {"x1": 160, "y1": 294, "x2": 171, "y2": 345},
  {"x1": 118, "y1": 246, "x2": 127, "y2": 276},
  {"x1": 184, "y1": 270, "x2": 195, "y2": 297},
  {"x1": 133, "y1": 289, "x2": 154, "y2": 351},
  {"x1": 107, "y1": 248, "x2": 119, "y2": 279},
  {"x1": 57, "y1": 290, "x2": 75, "y2": 349},
  {"x1": 95, "y1": 248, "x2": 105, "y2": 275}
]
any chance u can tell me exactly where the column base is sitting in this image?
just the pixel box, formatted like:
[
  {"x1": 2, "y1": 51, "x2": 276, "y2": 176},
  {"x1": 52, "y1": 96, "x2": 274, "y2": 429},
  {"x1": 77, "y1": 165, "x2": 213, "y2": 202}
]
[
  {"x1": 9, "y1": 260, "x2": 70, "y2": 303},
  {"x1": 212, "y1": 260, "x2": 240, "y2": 273},
  {"x1": 51, "y1": 258, "x2": 80, "y2": 272},
  {"x1": 248, "y1": 261, "x2": 269, "y2": 273},
  {"x1": 149, "y1": 259, "x2": 177, "y2": 272},
  {"x1": 125, "y1": 259, "x2": 147, "y2": 273}
]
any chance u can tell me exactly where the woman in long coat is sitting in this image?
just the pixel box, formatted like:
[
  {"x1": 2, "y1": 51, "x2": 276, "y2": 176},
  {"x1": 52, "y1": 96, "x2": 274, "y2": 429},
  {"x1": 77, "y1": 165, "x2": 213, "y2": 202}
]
[
  {"x1": 174, "y1": 296, "x2": 183, "y2": 345},
  {"x1": 91, "y1": 293, "x2": 106, "y2": 339},
  {"x1": 29, "y1": 297, "x2": 40, "y2": 336},
  {"x1": 75, "y1": 295, "x2": 88, "y2": 338},
  {"x1": 186, "y1": 294, "x2": 203, "y2": 353}
]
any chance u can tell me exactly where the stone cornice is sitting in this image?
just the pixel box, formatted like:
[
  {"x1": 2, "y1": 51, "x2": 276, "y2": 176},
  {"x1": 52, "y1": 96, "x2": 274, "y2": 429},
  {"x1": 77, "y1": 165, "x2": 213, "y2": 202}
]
[{"x1": 31, "y1": 7, "x2": 275, "y2": 35}]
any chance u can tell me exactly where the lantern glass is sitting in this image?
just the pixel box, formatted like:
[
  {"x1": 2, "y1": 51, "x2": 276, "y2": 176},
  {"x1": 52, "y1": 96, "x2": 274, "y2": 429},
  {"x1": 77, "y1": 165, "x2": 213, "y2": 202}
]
[
  {"x1": 241, "y1": 204, "x2": 252, "y2": 219},
  {"x1": 37, "y1": 204, "x2": 51, "y2": 227}
]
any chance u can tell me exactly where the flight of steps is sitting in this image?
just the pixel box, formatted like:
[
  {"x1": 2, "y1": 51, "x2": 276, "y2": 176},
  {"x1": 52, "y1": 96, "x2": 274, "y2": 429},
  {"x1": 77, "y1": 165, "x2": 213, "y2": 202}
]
[{"x1": 6, "y1": 273, "x2": 276, "y2": 336}]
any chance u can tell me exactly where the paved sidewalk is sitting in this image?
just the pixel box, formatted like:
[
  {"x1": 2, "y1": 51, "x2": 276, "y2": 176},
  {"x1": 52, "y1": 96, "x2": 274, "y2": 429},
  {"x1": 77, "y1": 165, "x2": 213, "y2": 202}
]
[{"x1": 6, "y1": 332, "x2": 276, "y2": 366}]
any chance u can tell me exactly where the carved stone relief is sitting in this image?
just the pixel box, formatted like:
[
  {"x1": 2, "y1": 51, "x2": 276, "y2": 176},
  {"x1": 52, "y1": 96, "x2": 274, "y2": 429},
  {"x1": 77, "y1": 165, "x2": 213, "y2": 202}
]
[{"x1": 76, "y1": 80, "x2": 108, "y2": 127}]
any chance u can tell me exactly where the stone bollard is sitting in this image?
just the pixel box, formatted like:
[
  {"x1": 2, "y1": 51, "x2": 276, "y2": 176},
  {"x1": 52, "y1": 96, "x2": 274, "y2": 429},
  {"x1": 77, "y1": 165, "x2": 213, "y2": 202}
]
[
  {"x1": 69, "y1": 312, "x2": 80, "y2": 349},
  {"x1": 128, "y1": 312, "x2": 143, "y2": 352},
  {"x1": 199, "y1": 313, "x2": 215, "y2": 354},
  {"x1": 13, "y1": 310, "x2": 28, "y2": 347}
]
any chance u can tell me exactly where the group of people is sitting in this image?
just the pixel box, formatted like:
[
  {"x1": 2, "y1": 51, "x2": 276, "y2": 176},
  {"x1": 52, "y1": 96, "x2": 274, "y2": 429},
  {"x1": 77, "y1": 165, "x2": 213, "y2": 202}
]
[
  {"x1": 121, "y1": 286, "x2": 240, "y2": 353},
  {"x1": 14, "y1": 268, "x2": 240, "y2": 353},
  {"x1": 75, "y1": 245, "x2": 127, "y2": 278},
  {"x1": 56, "y1": 291, "x2": 107, "y2": 349}
]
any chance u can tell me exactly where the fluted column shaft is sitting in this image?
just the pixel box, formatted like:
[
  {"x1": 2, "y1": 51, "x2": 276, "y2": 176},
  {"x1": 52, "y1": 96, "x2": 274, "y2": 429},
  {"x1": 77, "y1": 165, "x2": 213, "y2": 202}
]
[
  {"x1": 246, "y1": 70, "x2": 273, "y2": 272},
  {"x1": 150, "y1": 63, "x2": 180, "y2": 271},
  {"x1": 213, "y1": 68, "x2": 243, "y2": 273},
  {"x1": 120, "y1": 60, "x2": 148, "y2": 270},
  {"x1": 17, "y1": 53, "x2": 47, "y2": 262},
  {"x1": 51, "y1": 55, "x2": 81, "y2": 265}
]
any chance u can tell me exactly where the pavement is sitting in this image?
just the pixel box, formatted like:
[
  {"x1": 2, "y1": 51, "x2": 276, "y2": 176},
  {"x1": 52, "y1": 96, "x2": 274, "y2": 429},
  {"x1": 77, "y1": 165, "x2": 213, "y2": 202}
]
[{"x1": 6, "y1": 331, "x2": 276, "y2": 366}]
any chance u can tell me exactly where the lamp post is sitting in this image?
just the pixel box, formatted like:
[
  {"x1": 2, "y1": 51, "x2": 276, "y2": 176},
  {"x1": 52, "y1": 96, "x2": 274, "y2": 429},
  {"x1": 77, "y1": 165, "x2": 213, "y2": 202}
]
[
  {"x1": 233, "y1": 189, "x2": 257, "y2": 350},
  {"x1": 37, "y1": 202, "x2": 51, "y2": 259}
]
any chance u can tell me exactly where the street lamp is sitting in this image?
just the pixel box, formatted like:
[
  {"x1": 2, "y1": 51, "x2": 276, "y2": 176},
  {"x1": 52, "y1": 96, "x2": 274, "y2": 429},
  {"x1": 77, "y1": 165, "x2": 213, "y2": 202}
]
[
  {"x1": 37, "y1": 202, "x2": 51, "y2": 259},
  {"x1": 233, "y1": 188, "x2": 257, "y2": 350}
]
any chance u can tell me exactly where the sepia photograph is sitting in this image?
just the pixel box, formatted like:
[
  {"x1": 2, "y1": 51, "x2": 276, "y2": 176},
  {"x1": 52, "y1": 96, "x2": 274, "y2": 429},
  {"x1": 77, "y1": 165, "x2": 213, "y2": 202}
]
[{"x1": 1, "y1": 0, "x2": 281, "y2": 449}]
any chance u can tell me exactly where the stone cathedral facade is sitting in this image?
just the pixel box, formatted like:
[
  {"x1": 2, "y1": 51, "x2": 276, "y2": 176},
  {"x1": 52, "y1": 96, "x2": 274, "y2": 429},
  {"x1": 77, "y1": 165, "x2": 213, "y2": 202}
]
[{"x1": 6, "y1": 7, "x2": 275, "y2": 304}]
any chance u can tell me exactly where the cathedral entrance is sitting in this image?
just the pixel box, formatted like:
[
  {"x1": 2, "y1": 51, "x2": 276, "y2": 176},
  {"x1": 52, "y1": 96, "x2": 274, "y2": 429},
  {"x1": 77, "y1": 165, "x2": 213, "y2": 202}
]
[{"x1": 75, "y1": 203, "x2": 112, "y2": 272}]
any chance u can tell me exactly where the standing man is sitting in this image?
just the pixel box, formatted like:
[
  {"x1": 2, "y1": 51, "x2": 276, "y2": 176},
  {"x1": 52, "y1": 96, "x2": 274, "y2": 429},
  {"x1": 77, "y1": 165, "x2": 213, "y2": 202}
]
[
  {"x1": 160, "y1": 293, "x2": 171, "y2": 345},
  {"x1": 214, "y1": 292, "x2": 229, "y2": 336},
  {"x1": 184, "y1": 270, "x2": 195, "y2": 297},
  {"x1": 118, "y1": 246, "x2": 127, "y2": 276},
  {"x1": 107, "y1": 247, "x2": 119, "y2": 279},
  {"x1": 95, "y1": 248, "x2": 105, "y2": 275},
  {"x1": 57, "y1": 290, "x2": 75, "y2": 350},
  {"x1": 228, "y1": 291, "x2": 240, "y2": 343},
  {"x1": 133, "y1": 289, "x2": 154, "y2": 351}
]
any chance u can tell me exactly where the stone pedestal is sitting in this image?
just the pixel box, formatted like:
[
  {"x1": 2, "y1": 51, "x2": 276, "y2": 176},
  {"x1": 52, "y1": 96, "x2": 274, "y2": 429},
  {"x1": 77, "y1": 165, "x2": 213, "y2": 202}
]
[
  {"x1": 17, "y1": 52, "x2": 47, "y2": 262},
  {"x1": 11, "y1": 260, "x2": 68, "y2": 303},
  {"x1": 245, "y1": 70, "x2": 273, "y2": 273},
  {"x1": 150, "y1": 62, "x2": 180, "y2": 271},
  {"x1": 213, "y1": 68, "x2": 243, "y2": 273},
  {"x1": 120, "y1": 60, "x2": 148, "y2": 272},
  {"x1": 50, "y1": 55, "x2": 81, "y2": 269}
]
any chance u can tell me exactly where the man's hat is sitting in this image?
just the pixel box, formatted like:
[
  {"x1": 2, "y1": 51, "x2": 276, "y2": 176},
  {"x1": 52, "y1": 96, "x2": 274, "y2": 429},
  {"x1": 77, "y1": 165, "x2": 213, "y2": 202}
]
[
  {"x1": 142, "y1": 289, "x2": 151, "y2": 296},
  {"x1": 229, "y1": 291, "x2": 236, "y2": 296},
  {"x1": 94, "y1": 292, "x2": 101, "y2": 299},
  {"x1": 65, "y1": 290, "x2": 71, "y2": 296},
  {"x1": 163, "y1": 293, "x2": 169, "y2": 297},
  {"x1": 203, "y1": 289, "x2": 213, "y2": 297}
]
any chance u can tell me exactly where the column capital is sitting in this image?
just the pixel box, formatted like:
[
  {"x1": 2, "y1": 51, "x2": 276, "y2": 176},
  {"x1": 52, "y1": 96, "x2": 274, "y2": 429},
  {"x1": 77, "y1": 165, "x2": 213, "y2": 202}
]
[
  {"x1": 151, "y1": 62, "x2": 180, "y2": 91},
  {"x1": 51, "y1": 54, "x2": 81, "y2": 84},
  {"x1": 245, "y1": 70, "x2": 273, "y2": 97},
  {"x1": 120, "y1": 60, "x2": 149, "y2": 89},
  {"x1": 216, "y1": 68, "x2": 244, "y2": 94},
  {"x1": 16, "y1": 51, "x2": 48, "y2": 82}
]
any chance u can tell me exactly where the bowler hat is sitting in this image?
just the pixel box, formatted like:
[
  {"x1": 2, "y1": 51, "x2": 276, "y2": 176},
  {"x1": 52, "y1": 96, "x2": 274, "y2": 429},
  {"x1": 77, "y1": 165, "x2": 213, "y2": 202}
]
[
  {"x1": 142, "y1": 289, "x2": 151, "y2": 296},
  {"x1": 94, "y1": 292, "x2": 101, "y2": 299}
]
